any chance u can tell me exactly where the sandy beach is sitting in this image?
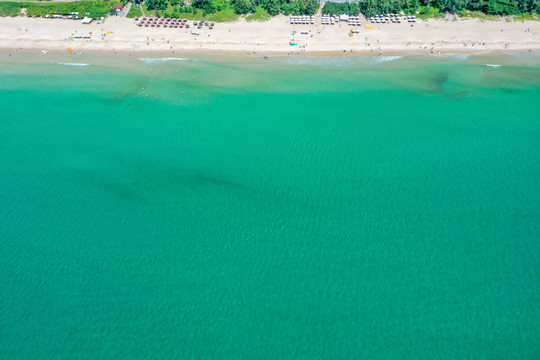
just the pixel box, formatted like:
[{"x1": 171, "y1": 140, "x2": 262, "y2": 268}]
[{"x1": 1, "y1": 14, "x2": 539, "y2": 56}]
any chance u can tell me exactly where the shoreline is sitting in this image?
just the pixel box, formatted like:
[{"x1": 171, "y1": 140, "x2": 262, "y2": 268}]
[
  {"x1": 1, "y1": 46, "x2": 530, "y2": 58},
  {"x1": 2, "y1": 47, "x2": 539, "y2": 72},
  {"x1": 1, "y1": 15, "x2": 539, "y2": 57}
]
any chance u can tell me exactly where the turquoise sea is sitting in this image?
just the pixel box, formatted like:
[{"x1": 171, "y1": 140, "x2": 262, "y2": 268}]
[{"x1": 1, "y1": 52, "x2": 539, "y2": 359}]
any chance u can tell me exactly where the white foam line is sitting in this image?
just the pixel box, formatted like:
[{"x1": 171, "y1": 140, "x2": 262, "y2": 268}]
[
  {"x1": 373, "y1": 56, "x2": 403, "y2": 64},
  {"x1": 139, "y1": 58, "x2": 189, "y2": 63},
  {"x1": 280, "y1": 55, "x2": 403, "y2": 67},
  {"x1": 433, "y1": 54, "x2": 470, "y2": 60},
  {"x1": 58, "y1": 63, "x2": 90, "y2": 66}
]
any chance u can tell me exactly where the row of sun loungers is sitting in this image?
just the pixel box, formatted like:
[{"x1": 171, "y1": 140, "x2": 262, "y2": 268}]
[
  {"x1": 347, "y1": 16, "x2": 361, "y2": 26},
  {"x1": 192, "y1": 21, "x2": 214, "y2": 29},
  {"x1": 321, "y1": 15, "x2": 362, "y2": 26},
  {"x1": 134, "y1": 17, "x2": 214, "y2": 29},
  {"x1": 289, "y1": 16, "x2": 314, "y2": 24},
  {"x1": 41, "y1": 14, "x2": 81, "y2": 19},
  {"x1": 321, "y1": 15, "x2": 337, "y2": 25},
  {"x1": 369, "y1": 14, "x2": 416, "y2": 23}
]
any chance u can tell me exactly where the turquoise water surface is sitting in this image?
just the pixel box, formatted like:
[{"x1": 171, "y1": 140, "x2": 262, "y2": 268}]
[{"x1": 1, "y1": 53, "x2": 539, "y2": 358}]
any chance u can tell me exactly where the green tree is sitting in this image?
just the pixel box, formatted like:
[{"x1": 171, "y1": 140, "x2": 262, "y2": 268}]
[
  {"x1": 192, "y1": 0, "x2": 211, "y2": 9},
  {"x1": 485, "y1": 0, "x2": 520, "y2": 15},
  {"x1": 288, "y1": 0, "x2": 319, "y2": 15},
  {"x1": 202, "y1": 1, "x2": 216, "y2": 14},
  {"x1": 234, "y1": 0, "x2": 255, "y2": 14},
  {"x1": 146, "y1": 0, "x2": 167, "y2": 11},
  {"x1": 263, "y1": 0, "x2": 281, "y2": 15}
]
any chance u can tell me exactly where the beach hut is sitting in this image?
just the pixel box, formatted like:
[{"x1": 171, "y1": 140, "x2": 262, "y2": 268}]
[{"x1": 81, "y1": 17, "x2": 93, "y2": 24}]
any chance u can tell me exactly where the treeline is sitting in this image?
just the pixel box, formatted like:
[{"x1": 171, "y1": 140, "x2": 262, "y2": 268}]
[
  {"x1": 147, "y1": 0, "x2": 539, "y2": 17},
  {"x1": 4, "y1": 0, "x2": 536, "y2": 19},
  {"x1": 229, "y1": 0, "x2": 319, "y2": 15},
  {"x1": 0, "y1": 1, "x2": 117, "y2": 18},
  {"x1": 171, "y1": 0, "x2": 540, "y2": 17},
  {"x1": 145, "y1": 0, "x2": 319, "y2": 15},
  {"x1": 357, "y1": 0, "x2": 539, "y2": 17},
  {"x1": 0, "y1": 2, "x2": 21, "y2": 16},
  {"x1": 146, "y1": 0, "x2": 235, "y2": 14},
  {"x1": 261, "y1": 0, "x2": 319, "y2": 15},
  {"x1": 144, "y1": 0, "x2": 226, "y2": 16},
  {"x1": 322, "y1": 2, "x2": 360, "y2": 16}
]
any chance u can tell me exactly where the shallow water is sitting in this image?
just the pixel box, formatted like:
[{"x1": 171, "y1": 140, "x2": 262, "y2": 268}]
[{"x1": 1, "y1": 52, "x2": 539, "y2": 359}]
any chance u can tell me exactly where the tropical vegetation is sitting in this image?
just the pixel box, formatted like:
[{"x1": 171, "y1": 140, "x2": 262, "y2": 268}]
[
  {"x1": 0, "y1": 1, "x2": 120, "y2": 18},
  {"x1": 0, "y1": 0, "x2": 538, "y2": 20},
  {"x1": 348, "y1": 0, "x2": 539, "y2": 17}
]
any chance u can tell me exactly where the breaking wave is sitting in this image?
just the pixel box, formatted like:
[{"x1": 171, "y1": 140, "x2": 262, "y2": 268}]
[
  {"x1": 372, "y1": 56, "x2": 403, "y2": 63},
  {"x1": 433, "y1": 54, "x2": 470, "y2": 61},
  {"x1": 139, "y1": 58, "x2": 189, "y2": 63},
  {"x1": 58, "y1": 63, "x2": 90, "y2": 66},
  {"x1": 278, "y1": 55, "x2": 402, "y2": 67}
]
